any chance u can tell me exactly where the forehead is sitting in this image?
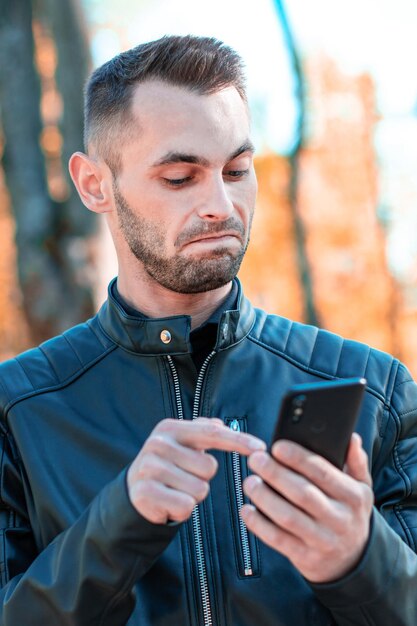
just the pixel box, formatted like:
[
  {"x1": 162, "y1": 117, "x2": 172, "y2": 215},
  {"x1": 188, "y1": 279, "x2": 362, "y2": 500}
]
[{"x1": 124, "y1": 81, "x2": 251, "y2": 166}]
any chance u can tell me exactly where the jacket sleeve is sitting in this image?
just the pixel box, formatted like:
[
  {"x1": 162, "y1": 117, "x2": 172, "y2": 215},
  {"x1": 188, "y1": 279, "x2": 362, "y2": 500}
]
[
  {"x1": 311, "y1": 361, "x2": 417, "y2": 625},
  {"x1": 0, "y1": 430, "x2": 178, "y2": 626}
]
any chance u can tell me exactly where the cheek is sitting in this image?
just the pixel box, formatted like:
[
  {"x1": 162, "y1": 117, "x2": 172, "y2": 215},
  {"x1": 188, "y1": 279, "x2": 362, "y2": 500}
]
[
  {"x1": 248, "y1": 171, "x2": 258, "y2": 202},
  {"x1": 235, "y1": 180, "x2": 257, "y2": 220}
]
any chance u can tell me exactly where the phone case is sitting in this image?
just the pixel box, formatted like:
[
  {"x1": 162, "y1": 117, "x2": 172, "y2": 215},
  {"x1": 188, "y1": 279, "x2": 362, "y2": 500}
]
[{"x1": 271, "y1": 378, "x2": 367, "y2": 469}]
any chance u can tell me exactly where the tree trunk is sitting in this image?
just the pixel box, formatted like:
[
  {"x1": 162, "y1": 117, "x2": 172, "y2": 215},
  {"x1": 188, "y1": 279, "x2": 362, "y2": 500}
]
[
  {"x1": 40, "y1": 0, "x2": 93, "y2": 234},
  {"x1": 0, "y1": 0, "x2": 96, "y2": 344},
  {"x1": 274, "y1": 0, "x2": 319, "y2": 326}
]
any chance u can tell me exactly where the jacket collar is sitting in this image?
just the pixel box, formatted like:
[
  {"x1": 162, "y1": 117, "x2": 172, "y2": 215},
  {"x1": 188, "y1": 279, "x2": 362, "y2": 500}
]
[{"x1": 97, "y1": 278, "x2": 256, "y2": 355}]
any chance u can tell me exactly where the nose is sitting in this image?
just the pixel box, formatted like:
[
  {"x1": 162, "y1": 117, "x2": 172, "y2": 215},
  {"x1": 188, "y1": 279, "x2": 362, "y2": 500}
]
[{"x1": 196, "y1": 174, "x2": 234, "y2": 220}]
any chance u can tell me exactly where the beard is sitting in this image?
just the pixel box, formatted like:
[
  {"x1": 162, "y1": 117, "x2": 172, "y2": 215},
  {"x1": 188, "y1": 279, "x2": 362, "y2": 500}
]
[{"x1": 112, "y1": 179, "x2": 252, "y2": 294}]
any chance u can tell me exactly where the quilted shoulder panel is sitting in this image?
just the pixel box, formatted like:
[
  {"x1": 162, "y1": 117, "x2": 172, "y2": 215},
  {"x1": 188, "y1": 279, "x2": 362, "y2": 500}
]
[
  {"x1": 0, "y1": 318, "x2": 115, "y2": 416},
  {"x1": 250, "y1": 310, "x2": 396, "y2": 399}
]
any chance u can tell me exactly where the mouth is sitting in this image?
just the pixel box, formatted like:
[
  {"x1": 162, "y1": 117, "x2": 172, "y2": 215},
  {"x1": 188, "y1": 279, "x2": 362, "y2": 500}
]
[{"x1": 185, "y1": 233, "x2": 242, "y2": 246}]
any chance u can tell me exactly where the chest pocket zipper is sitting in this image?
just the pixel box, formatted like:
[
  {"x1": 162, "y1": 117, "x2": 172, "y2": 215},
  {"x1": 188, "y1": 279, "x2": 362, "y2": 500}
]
[{"x1": 227, "y1": 418, "x2": 260, "y2": 578}]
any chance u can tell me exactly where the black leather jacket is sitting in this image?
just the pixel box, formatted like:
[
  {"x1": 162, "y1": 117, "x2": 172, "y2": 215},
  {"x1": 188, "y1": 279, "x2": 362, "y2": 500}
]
[{"x1": 0, "y1": 279, "x2": 416, "y2": 625}]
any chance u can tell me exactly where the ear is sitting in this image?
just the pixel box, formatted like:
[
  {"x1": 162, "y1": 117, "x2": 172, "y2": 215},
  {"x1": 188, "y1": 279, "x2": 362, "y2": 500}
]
[{"x1": 69, "y1": 152, "x2": 113, "y2": 214}]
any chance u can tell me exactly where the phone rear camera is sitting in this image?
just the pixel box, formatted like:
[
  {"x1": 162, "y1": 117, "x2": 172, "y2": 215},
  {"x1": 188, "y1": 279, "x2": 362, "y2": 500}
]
[
  {"x1": 293, "y1": 394, "x2": 306, "y2": 408},
  {"x1": 292, "y1": 407, "x2": 303, "y2": 423},
  {"x1": 291, "y1": 395, "x2": 306, "y2": 423}
]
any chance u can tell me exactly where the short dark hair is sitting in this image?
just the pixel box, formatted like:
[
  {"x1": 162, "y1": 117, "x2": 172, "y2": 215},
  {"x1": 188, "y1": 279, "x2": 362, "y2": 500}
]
[{"x1": 84, "y1": 35, "x2": 247, "y2": 173}]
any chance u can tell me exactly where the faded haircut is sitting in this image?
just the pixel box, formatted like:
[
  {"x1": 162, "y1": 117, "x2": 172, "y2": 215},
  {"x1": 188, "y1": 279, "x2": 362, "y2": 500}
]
[{"x1": 84, "y1": 35, "x2": 248, "y2": 174}]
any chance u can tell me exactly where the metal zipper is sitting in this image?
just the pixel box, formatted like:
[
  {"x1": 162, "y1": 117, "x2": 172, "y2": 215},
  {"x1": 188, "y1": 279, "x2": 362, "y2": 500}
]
[
  {"x1": 229, "y1": 419, "x2": 253, "y2": 576},
  {"x1": 192, "y1": 351, "x2": 216, "y2": 421},
  {"x1": 167, "y1": 351, "x2": 216, "y2": 626},
  {"x1": 166, "y1": 355, "x2": 184, "y2": 420}
]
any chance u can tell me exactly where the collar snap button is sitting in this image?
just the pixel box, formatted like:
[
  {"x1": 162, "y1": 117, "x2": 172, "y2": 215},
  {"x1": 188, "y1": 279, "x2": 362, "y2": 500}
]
[{"x1": 160, "y1": 330, "x2": 172, "y2": 344}]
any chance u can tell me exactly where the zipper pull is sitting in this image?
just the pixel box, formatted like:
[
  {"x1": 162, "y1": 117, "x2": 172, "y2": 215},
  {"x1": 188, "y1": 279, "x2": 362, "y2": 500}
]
[{"x1": 230, "y1": 419, "x2": 240, "y2": 432}]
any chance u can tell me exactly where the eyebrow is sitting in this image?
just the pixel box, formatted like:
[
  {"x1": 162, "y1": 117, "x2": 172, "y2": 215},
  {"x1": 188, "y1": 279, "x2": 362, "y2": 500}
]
[{"x1": 150, "y1": 140, "x2": 255, "y2": 169}]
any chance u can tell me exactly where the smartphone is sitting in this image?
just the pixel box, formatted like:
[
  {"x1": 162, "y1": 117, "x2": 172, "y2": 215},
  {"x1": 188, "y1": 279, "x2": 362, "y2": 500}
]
[{"x1": 270, "y1": 378, "x2": 367, "y2": 469}]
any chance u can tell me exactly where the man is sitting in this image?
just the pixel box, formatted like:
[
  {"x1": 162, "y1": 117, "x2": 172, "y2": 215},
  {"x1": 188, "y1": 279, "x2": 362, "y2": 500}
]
[{"x1": 0, "y1": 35, "x2": 416, "y2": 626}]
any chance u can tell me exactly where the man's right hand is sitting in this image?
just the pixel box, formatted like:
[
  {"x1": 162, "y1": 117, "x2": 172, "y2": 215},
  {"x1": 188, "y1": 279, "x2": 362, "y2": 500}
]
[{"x1": 127, "y1": 417, "x2": 265, "y2": 524}]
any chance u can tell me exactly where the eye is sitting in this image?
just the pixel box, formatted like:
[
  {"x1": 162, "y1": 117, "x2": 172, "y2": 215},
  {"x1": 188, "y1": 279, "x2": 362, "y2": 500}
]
[
  {"x1": 225, "y1": 169, "x2": 249, "y2": 179},
  {"x1": 163, "y1": 177, "x2": 192, "y2": 187}
]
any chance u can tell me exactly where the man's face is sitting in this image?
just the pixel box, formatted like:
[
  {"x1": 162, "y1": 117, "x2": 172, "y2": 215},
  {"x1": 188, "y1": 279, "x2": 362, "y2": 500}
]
[{"x1": 111, "y1": 81, "x2": 257, "y2": 294}]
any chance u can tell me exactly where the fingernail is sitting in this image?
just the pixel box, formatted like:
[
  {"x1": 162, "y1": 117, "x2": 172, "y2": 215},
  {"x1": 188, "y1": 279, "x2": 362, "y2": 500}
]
[
  {"x1": 245, "y1": 475, "x2": 262, "y2": 494},
  {"x1": 251, "y1": 451, "x2": 268, "y2": 469},
  {"x1": 248, "y1": 438, "x2": 266, "y2": 451},
  {"x1": 273, "y1": 440, "x2": 292, "y2": 458},
  {"x1": 240, "y1": 504, "x2": 255, "y2": 519}
]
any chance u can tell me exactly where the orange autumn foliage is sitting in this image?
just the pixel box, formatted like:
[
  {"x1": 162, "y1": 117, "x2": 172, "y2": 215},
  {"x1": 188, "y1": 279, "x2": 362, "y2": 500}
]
[{"x1": 240, "y1": 55, "x2": 417, "y2": 377}]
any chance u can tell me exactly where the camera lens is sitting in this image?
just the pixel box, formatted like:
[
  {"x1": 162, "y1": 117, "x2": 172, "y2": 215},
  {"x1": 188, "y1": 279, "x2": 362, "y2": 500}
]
[
  {"x1": 293, "y1": 394, "x2": 306, "y2": 408},
  {"x1": 291, "y1": 395, "x2": 306, "y2": 423}
]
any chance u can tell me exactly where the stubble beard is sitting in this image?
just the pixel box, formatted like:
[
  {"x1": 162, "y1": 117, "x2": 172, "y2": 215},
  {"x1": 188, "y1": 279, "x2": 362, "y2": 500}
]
[{"x1": 112, "y1": 180, "x2": 252, "y2": 294}]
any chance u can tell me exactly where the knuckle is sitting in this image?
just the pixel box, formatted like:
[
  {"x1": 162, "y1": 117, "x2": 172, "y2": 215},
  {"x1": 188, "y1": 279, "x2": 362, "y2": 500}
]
[
  {"x1": 292, "y1": 541, "x2": 310, "y2": 563},
  {"x1": 204, "y1": 454, "x2": 218, "y2": 477},
  {"x1": 312, "y1": 456, "x2": 333, "y2": 485},
  {"x1": 347, "y1": 487, "x2": 363, "y2": 509},
  {"x1": 141, "y1": 451, "x2": 160, "y2": 470},
  {"x1": 278, "y1": 508, "x2": 294, "y2": 529},
  {"x1": 195, "y1": 480, "x2": 210, "y2": 501},
  {"x1": 166, "y1": 499, "x2": 194, "y2": 523},
  {"x1": 131, "y1": 480, "x2": 155, "y2": 507},
  {"x1": 299, "y1": 481, "x2": 319, "y2": 507},
  {"x1": 179, "y1": 495, "x2": 197, "y2": 518},
  {"x1": 146, "y1": 434, "x2": 170, "y2": 454},
  {"x1": 269, "y1": 525, "x2": 284, "y2": 547},
  {"x1": 236, "y1": 432, "x2": 250, "y2": 446},
  {"x1": 139, "y1": 454, "x2": 167, "y2": 481},
  {"x1": 331, "y1": 505, "x2": 348, "y2": 530},
  {"x1": 315, "y1": 462, "x2": 332, "y2": 484},
  {"x1": 317, "y1": 533, "x2": 337, "y2": 557},
  {"x1": 203, "y1": 421, "x2": 223, "y2": 437}
]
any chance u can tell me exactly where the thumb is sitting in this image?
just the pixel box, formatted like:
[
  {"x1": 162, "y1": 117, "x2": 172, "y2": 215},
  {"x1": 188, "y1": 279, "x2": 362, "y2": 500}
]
[{"x1": 345, "y1": 433, "x2": 372, "y2": 487}]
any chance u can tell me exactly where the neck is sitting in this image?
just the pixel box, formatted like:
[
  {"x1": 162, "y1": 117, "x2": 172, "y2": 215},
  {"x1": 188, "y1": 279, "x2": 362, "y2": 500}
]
[{"x1": 117, "y1": 269, "x2": 233, "y2": 330}]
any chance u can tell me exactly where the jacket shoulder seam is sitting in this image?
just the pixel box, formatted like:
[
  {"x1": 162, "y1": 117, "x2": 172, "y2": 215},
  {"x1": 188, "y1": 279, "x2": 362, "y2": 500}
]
[
  {"x1": 62, "y1": 333, "x2": 85, "y2": 369},
  {"x1": 247, "y1": 334, "x2": 388, "y2": 405},
  {"x1": 87, "y1": 318, "x2": 112, "y2": 349},
  {"x1": 281, "y1": 319, "x2": 293, "y2": 353},
  {"x1": 394, "y1": 378, "x2": 414, "y2": 389},
  {"x1": 2, "y1": 344, "x2": 117, "y2": 414},
  {"x1": 13, "y1": 358, "x2": 37, "y2": 391},
  {"x1": 38, "y1": 345, "x2": 61, "y2": 384},
  {"x1": 307, "y1": 329, "x2": 319, "y2": 369}
]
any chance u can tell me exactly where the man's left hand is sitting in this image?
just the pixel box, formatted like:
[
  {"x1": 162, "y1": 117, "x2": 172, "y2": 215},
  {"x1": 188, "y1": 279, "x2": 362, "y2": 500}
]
[{"x1": 241, "y1": 433, "x2": 374, "y2": 583}]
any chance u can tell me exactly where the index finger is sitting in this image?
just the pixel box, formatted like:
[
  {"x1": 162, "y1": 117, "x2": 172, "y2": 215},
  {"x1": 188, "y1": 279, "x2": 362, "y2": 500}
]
[
  {"x1": 158, "y1": 418, "x2": 266, "y2": 455},
  {"x1": 271, "y1": 439, "x2": 360, "y2": 501}
]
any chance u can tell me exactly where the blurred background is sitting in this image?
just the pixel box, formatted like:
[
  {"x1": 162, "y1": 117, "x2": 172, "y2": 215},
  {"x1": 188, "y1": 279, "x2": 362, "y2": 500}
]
[{"x1": 1, "y1": 0, "x2": 417, "y2": 375}]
